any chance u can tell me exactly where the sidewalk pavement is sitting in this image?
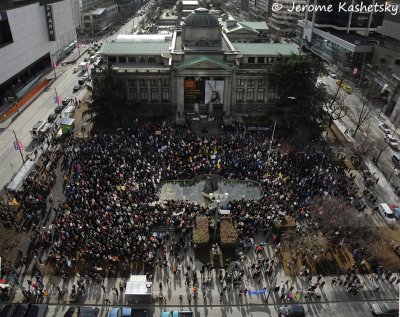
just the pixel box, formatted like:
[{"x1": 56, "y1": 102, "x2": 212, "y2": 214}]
[{"x1": 10, "y1": 244, "x2": 399, "y2": 307}]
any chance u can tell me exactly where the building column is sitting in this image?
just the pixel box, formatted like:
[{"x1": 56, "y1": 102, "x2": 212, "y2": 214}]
[
  {"x1": 176, "y1": 76, "x2": 185, "y2": 124},
  {"x1": 224, "y1": 75, "x2": 233, "y2": 125}
]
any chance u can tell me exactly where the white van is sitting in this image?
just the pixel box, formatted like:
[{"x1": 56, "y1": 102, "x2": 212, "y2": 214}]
[{"x1": 377, "y1": 203, "x2": 396, "y2": 225}]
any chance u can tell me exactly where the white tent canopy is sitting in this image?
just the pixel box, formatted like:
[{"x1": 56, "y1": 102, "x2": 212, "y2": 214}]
[{"x1": 7, "y1": 160, "x2": 35, "y2": 191}]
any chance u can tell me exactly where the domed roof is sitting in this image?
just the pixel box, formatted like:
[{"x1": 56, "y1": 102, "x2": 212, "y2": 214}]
[{"x1": 184, "y1": 8, "x2": 220, "y2": 27}]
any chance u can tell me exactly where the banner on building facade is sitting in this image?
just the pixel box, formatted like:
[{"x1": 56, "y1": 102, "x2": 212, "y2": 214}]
[
  {"x1": 44, "y1": 4, "x2": 56, "y2": 41},
  {"x1": 205, "y1": 80, "x2": 224, "y2": 105},
  {"x1": 184, "y1": 79, "x2": 205, "y2": 103}
]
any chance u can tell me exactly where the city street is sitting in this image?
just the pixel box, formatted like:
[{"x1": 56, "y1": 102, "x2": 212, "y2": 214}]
[
  {"x1": 39, "y1": 300, "x2": 393, "y2": 317},
  {"x1": 0, "y1": 2, "x2": 152, "y2": 191},
  {"x1": 322, "y1": 74, "x2": 400, "y2": 205}
]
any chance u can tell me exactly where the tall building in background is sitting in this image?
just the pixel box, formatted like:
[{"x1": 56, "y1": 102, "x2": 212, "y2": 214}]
[
  {"x1": 269, "y1": 0, "x2": 306, "y2": 37},
  {"x1": 296, "y1": 0, "x2": 385, "y2": 68},
  {"x1": 0, "y1": 0, "x2": 79, "y2": 100}
]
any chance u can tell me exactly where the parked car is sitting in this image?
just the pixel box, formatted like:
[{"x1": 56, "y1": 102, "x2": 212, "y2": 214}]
[
  {"x1": 376, "y1": 203, "x2": 397, "y2": 226},
  {"x1": 370, "y1": 302, "x2": 399, "y2": 316},
  {"x1": 384, "y1": 134, "x2": 399, "y2": 149},
  {"x1": 335, "y1": 80, "x2": 352, "y2": 94},
  {"x1": 379, "y1": 122, "x2": 391, "y2": 134},
  {"x1": 55, "y1": 104, "x2": 66, "y2": 113},
  {"x1": 84, "y1": 57, "x2": 89, "y2": 62},
  {"x1": 160, "y1": 311, "x2": 192, "y2": 317},
  {"x1": 329, "y1": 72, "x2": 337, "y2": 78},
  {"x1": 48, "y1": 113, "x2": 58, "y2": 123},
  {"x1": 64, "y1": 306, "x2": 99, "y2": 317},
  {"x1": 278, "y1": 305, "x2": 305, "y2": 317},
  {"x1": 108, "y1": 307, "x2": 148, "y2": 317},
  {"x1": 73, "y1": 84, "x2": 82, "y2": 92},
  {"x1": 0, "y1": 304, "x2": 48, "y2": 317},
  {"x1": 62, "y1": 98, "x2": 71, "y2": 106},
  {"x1": 392, "y1": 153, "x2": 400, "y2": 165}
]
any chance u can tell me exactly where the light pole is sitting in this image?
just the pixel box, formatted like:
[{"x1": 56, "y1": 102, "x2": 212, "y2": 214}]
[
  {"x1": 54, "y1": 88, "x2": 60, "y2": 106},
  {"x1": 4, "y1": 129, "x2": 26, "y2": 164}
]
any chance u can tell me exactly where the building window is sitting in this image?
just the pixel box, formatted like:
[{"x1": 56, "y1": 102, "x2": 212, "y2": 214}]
[
  {"x1": 148, "y1": 57, "x2": 155, "y2": 63},
  {"x1": 247, "y1": 88, "x2": 254, "y2": 101},
  {"x1": 151, "y1": 88, "x2": 159, "y2": 102},
  {"x1": 267, "y1": 89, "x2": 276, "y2": 100},
  {"x1": 128, "y1": 79, "x2": 136, "y2": 86},
  {"x1": 266, "y1": 57, "x2": 274, "y2": 63},
  {"x1": 162, "y1": 88, "x2": 169, "y2": 102},
  {"x1": 248, "y1": 80, "x2": 256, "y2": 86},
  {"x1": 140, "y1": 89, "x2": 148, "y2": 102},
  {"x1": 108, "y1": 56, "x2": 116, "y2": 63},
  {"x1": 248, "y1": 57, "x2": 255, "y2": 63},
  {"x1": 236, "y1": 89, "x2": 244, "y2": 102},
  {"x1": 257, "y1": 57, "x2": 265, "y2": 63},
  {"x1": 237, "y1": 79, "x2": 245, "y2": 86},
  {"x1": 139, "y1": 57, "x2": 146, "y2": 63},
  {"x1": 118, "y1": 57, "x2": 127, "y2": 63},
  {"x1": 161, "y1": 79, "x2": 169, "y2": 86},
  {"x1": 150, "y1": 79, "x2": 158, "y2": 86},
  {"x1": 139, "y1": 79, "x2": 147, "y2": 86},
  {"x1": 269, "y1": 79, "x2": 276, "y2": 89},
  {"x1": 128, "y1": 57, "x2": 136, "y2": 63},
  {"x1": 128, "y1": 88, "x2": 137, "y2": 101},
  {"x1": 258, "y1": 79, "x2": 265, "y2": 86},
  {"x1": 257, "y1": 89, "x2": 265, "y2": 101}
]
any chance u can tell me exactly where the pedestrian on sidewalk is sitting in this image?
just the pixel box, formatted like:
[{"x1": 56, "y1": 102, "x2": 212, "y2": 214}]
[
  {"x1": 104, "y1": 298, "x2": 111, "y2": 306},
  {"x1": 119, "y1": 282, "x2": 124, "y2": 294}
]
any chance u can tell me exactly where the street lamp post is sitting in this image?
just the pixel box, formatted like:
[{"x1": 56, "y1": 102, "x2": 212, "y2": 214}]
[
  {"x1": 5, "y1": 129, "x2": 26, "y2": 164},
  {"x1": 54, "y1": 88, "x2": 60, "y2": 106}
]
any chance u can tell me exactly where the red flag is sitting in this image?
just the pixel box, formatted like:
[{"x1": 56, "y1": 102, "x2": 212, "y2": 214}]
[
  {"x1": 53, "y1": 62, "x2": 57, "y2": 69},
  {"x1": 57, "y1": 96, "x2": 62, "y2": 104}
]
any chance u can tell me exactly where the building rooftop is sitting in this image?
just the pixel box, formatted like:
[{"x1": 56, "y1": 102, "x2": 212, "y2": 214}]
[
  {"x1": 184, "y1": 8, "x2": 220, "y2": 27},
  {"x1": 241, "y1": 21, "x2": 268, "y2": 31},
  {"x1": 182, "y1": 0, "x2": 199, "y2": 5},
  {"x1": 173, "y1": 31, "x2": 233, "y2": 52},
  {"x1": 322, "y1": 29, "x2": 372, "y2": 45},
  {"x1": 233, "y1": 43, "x2": 299, "y2": 55},
  {"x1": 91, "y1": 8, "x2": 106, "y2": 15},
  {"x1": 102, "y1": 41, "x2": 171, "y2": 56}
]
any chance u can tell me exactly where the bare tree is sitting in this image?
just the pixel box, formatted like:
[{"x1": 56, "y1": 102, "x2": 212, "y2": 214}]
[
  {"x1": 326, "y1": 93, "x2": 349, "y2": 128},
  {"x1": 351, "y1": 82, "x2": 380, "y2": 137},
  {"x1": 373, "y1": 138, "x2": 390, "y2": 163}
]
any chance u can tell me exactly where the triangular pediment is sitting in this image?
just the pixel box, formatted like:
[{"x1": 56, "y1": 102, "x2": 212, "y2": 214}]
[{"x1": 177, "y1": 56, "x2": 233, "y2": 70}]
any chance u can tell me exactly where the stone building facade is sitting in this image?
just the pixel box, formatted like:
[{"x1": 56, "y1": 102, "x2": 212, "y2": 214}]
[{"x1": 94, "y1": 8, "x2": 298, "y2": 123}]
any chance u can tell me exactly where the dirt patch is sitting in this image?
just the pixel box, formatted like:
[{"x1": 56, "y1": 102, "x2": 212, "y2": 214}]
[
  {"x1": 367, "y1": 227, "x2": 400, "y2": 272},
  {"x1": 0, "y1": 225, "x2": 27, "y2": 269}
]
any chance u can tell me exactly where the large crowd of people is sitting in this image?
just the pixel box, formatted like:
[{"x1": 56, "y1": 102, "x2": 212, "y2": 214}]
[{"x1": 31, "y1": 121, "x2": 364, "y2": 276}]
